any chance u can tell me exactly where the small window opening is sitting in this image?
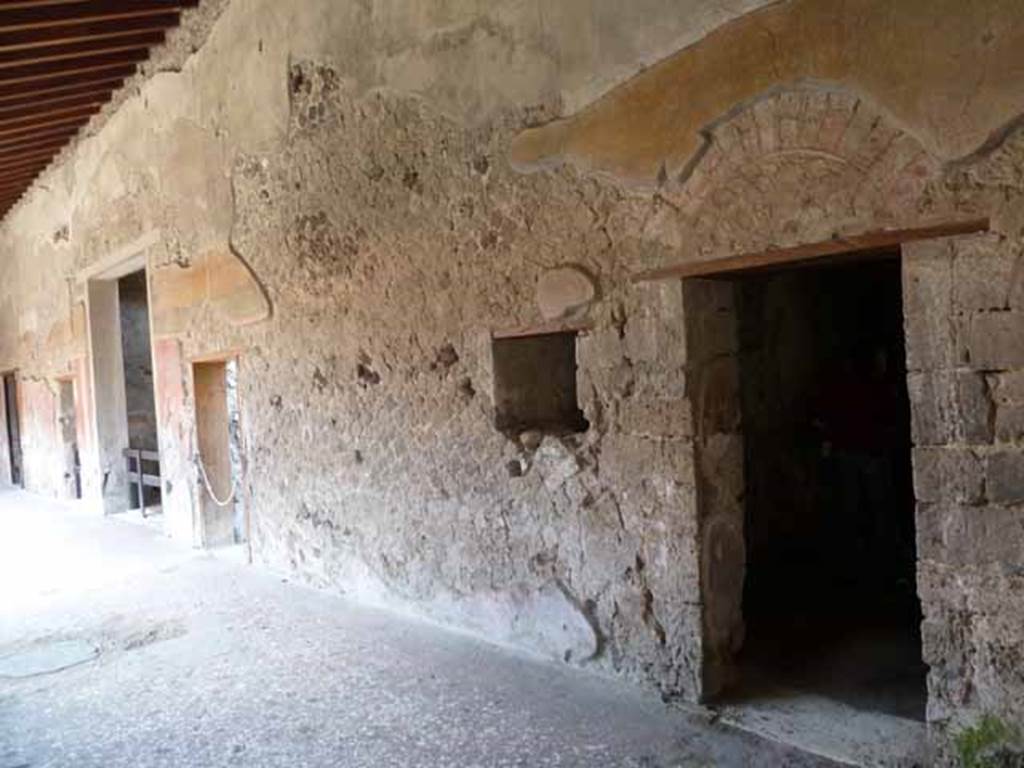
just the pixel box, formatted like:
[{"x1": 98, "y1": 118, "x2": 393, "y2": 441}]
[{"x1": 492, "y1": 331, "x2": 588, "y2": 436}]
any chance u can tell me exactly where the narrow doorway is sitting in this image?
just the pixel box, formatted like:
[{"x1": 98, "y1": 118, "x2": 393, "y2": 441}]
[
  {"x1": 193, "y1": 358, "x2": 245, "y2": 547},
  {"x1": 118, "y1": 270, "x2": 160, "y2": 510},
  {"x1": 733, "y1": 253, "x2": 925, "y2": 719},
  {"x1": 58, "y1": 379, "x2": 81, "y2": 499},
  {"x1": 86, "y1": 266, "x2": 161, "y2": 515},
  {"x1": 3, "y1": 372, "x2": 22, "y2": 487}
]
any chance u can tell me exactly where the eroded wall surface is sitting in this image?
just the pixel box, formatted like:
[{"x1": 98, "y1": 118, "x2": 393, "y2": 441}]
[{"x1": 0, "y1": 0, "x2": 1021, "y2": 741}]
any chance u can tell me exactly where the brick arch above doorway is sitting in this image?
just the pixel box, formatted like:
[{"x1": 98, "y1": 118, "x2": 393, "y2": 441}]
[{"x1": 629, "y1": 85, "x2": 970, "y2": 269}]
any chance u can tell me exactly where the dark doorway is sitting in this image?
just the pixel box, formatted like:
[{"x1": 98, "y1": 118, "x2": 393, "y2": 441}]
[
  {"x1": 733, "y1": 252, "x2": 925, "y2": 720},
  {"x1": 58, "y1": 379, "x2": 81, "y2": 499},
  {"x1": 3, "y1": 372, "x2": 22, "y2": 487},
  {"x1": 117, "y1": 270, "x2": 160, "y2": 510}
]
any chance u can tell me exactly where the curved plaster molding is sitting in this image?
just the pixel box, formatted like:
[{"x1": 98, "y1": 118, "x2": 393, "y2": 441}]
[{"x1": 509, "y1": 0, "x2": 1024, "y2": 189}]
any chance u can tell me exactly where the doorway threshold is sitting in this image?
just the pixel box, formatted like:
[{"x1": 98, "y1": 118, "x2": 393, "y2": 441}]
[
  {"x1": 713, "y1": 682, "x2": 928, "y2": 767},
  {"x1": 115, "y1": 506, "x2": 164, "y2": 533},
  {"x1": 204, "y1": 542, "x2": 250, "y2": 566}
]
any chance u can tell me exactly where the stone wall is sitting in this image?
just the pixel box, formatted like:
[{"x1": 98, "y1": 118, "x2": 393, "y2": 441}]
[
  {"x1": 0, "y1": 0, "x2": 1020, "y2": 742},
  {"x1": 0, "y1": 0, "x2": 737, "y2": 701},
  {"x1": 905, "y1": 232, "x2": 1024, "y2": 739},
  {"x1": 232, "y1": 71, "x2": 704, "y2": 689},
  {"x1": 683, "y1": 278, "x2": 744, "y2": 697}
]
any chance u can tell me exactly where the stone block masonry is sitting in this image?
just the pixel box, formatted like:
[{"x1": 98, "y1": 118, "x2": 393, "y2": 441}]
[
  {"x1": 905, "y1": 234, "x2": 1024, "y2": 737},
  {"x1": 0, "y1": 0, "x2": 1021, "y2": 758}
]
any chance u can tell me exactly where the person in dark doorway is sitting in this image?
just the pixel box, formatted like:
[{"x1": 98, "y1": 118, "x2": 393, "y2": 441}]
[{"x1": 812, "y1": 345, "x2": 903, "y2": 588}]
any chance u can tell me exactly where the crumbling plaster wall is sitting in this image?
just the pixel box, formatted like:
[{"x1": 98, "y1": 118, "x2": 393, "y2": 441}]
[
  {"x1": 0, "y1": 0, "x2": 1020, "y2": 734},
  {"x1": 0, "y1": 0, "x2": 774, "y2": 697}
]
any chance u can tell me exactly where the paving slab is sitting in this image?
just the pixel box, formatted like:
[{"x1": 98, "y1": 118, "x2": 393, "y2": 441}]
[{"x1": 0, "y1": 489, "x2": 837, "y2": 768}]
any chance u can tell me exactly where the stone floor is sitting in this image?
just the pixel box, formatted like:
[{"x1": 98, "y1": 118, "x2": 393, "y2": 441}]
[{"x1": 0, "y1": 489, "x2": 836, "y2": 768}]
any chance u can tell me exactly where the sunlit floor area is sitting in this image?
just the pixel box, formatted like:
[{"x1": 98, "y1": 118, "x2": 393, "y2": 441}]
[{"x1": 0, "y1": 489, "x2": 836, "y2": 768}]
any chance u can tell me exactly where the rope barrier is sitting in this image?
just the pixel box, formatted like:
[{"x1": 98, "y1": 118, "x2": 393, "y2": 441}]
[{"x1": 194, "y1": 452, "x2": 239, "y2": 508}]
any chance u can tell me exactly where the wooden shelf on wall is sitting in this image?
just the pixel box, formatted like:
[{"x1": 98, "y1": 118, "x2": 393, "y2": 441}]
[{"x1": 491, "y1": 319, "x2": 593, "y2": 340}]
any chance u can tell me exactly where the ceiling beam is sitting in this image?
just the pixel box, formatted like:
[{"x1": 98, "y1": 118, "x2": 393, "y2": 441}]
[
  {"x1": 0, "y1": 144, "x2": 65, "y2": 167},
  {"x1": 0, "y1": 12, "x2": 178, "y2": 52},
  {"x1": 0, "y1": 2, "x2": 197, "y2": 33},
  {"x1": 0, "y1": 144, "x2": 64, "y2": 166},
  {"x1": 0, "y1": 161, "x2": 48, "y2": 178},
  {"x1": 0, "y1": 49, "x2": 150, "y2": 88},
  {"x1": 0, "y1": 137, "x2": 69, "y2": 162},
  {"x1": 0, "y1": 171, "x2": 48, "y2": 191},
  {"x1": 0, "y1": 155, "x2": 52, "y2": 178},
  {"x1": 0, "y1": 85, "x2": 111, "y2": 117},
  {"x1": 0, "y1": 121, "x2": 80, "y2": 150},
  {"x1": 0, "y1": 69, "x2": 129, "y2": 103},
  {"x1": 0, "y1": 111, "x2": 90, "y2": 140},
  {"x1": 0, "y1": 181, "x2": 45, "y2": 197},
  {"x1": 0, "y1": 30, "x2": 164, "y2": 69},
  {"x1": 0, "y1": 0, "x2": 196, "y2": 225},
  {"x1": 0, "y1": 101, "x2": 99, "y2": 131}
]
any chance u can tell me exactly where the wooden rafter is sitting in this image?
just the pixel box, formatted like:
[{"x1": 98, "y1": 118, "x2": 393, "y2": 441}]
[
  {"x1": 0, "y1": 2, "x2": 196, "y2": 32},
  {"x1": 0, "y1": 49, "x2": 152, "y2": 87},
  {"x1": 0, "y1": 149, "x2": 59, "y2": 170},
  {"x1": 0, "y1": 68, "x2": 130, "y2": 101},
  {"x1": 0, "y1": 101, "x2": 100, "y2": 130},
  {"x1": 0, "y1": 12, "x2": 178, "y2": 51},
  {"x1": 0, "y1": 1, "x2": 197, "y2": 219},
  {"x1": 0, "y1": 86, "x2": 110, "y2": 116},
  {"x1": 0, "y1": 29, "x2": 164, "y2": 68},
  {"x1": 0, "y1": 121, "x2": 81, "y2": 149}
]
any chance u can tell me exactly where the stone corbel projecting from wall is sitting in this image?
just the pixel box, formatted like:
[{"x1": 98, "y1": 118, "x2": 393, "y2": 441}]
[{"x1": 508, "y1": 0, "x2": 1024, "y2": 190}]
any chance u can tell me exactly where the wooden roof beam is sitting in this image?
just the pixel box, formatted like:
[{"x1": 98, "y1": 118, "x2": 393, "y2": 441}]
[
  {"x1": 0, "y1": 144, "x2": 65, "y2": 167},
  {"x1": 0, "y1": 182, "x2": 44, "y2": 199},
  {"x1": 0, "y1": 69, "x2": 130, "y2": 102},
  {"x1": 0, "y1": 1, "x2": 196, "y2": 33},
  {"x1": 0, "y1": 139, "x2": 70, "y2": 164},
  {"x1": 0, "y1": 101, "x2": 99, "y2": 131},
  {"x1": 0, "y1": 121, "x2": 80, "y2": 150},
  {"x1": 0, "y1": 143, "x2": 66, "y2": 165},
  {"x1": 0, "y1": 30, "x2": 164, "y2": 69},
  {"x1": 0, "y1": 110, "x2": 91, "y2": 140},
  {"x1": 0, "y1": 154, "x2": 52, "y2": 177},
  {"x1": 0, "y1": 0, "x2": 197, "y2": 225},
  {"x1": 0, "y1": 12, "x2": 178, "y2": 51},
  {"x1": 0, "y1": 86, "x2": 112, "y2": 117},
  {"x1": 0, "y1": 49, "x2": 150, "y2": 87},
  {"x1": 0, "y1": 160, "x2": 48, "y2": 177},
  {"x1": 0, "y1": 171, "x2": 48, "y2": 191}
]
